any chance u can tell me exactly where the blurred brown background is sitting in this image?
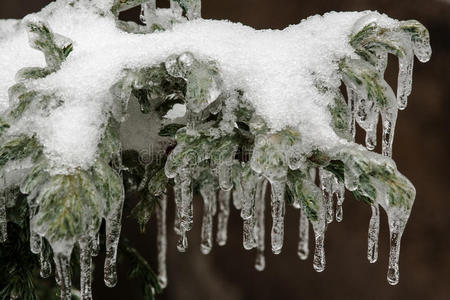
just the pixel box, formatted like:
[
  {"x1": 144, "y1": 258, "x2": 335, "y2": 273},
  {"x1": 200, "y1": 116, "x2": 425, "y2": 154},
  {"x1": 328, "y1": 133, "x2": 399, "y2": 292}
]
[{"x1": 1, "y1": 0, "x2": 449, "y2": 299}]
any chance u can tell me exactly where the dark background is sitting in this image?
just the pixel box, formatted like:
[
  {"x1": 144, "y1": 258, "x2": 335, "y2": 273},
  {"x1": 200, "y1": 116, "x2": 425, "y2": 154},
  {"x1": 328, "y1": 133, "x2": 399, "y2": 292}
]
[{"x1": 1, "y1": 0, "x2": 449, "y2": 299}]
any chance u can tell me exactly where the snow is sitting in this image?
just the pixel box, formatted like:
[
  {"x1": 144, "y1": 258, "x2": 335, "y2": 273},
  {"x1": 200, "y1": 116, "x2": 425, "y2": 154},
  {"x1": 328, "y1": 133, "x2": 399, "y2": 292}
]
[{"x1": 0, "y1": 0, "x2": 391, "y2": 172}]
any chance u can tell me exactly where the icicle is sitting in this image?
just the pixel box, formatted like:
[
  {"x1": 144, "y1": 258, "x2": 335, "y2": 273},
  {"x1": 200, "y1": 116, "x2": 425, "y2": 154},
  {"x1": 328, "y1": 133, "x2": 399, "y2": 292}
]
[
  {"x1": 333, "y1": 178, "x2": 345, "y2": 223},
  {"x1": 380, "y1": 190, "x2": 413, "y2": 285},
  {"x1": 79, "y1": 237, "x2": 92, "y2": 300},
  {"x1": 91, "y1": 233, "x2": 100, "y2": 257},
  {"x1": 104, "y1": 200, "x2": 124, "y2": 288},
  {"x1": 232, "y1": 190, "x2": 242, "y2": 210},
  {"x1": 40, "y1": 252, "x2": 52, "y2": 278},
  {"x1": 39, "y1": 239, "x2": 52, "y2": 278},
  {"x1": 313, "y1": 232, "x2": 326, "y2": 272},
  {"x1": 254, "y1": 180, "x2": 268, "y2": 271},
  {"x1": 176, "y1": 229, "x2": 188, "y2": 253},
  {"x1": 375, "y1": 51, "x2": 388, "y2": 75},
  {"x1": 242, "y1": 174, "x2": 263, "y2": 251},
  {"x1": 343, "y1": 159, "x2": 362, "y2": 192},
  {"x1": 170, "y1": 0, "x2": 183, "y2": 16},
  {"x1": 156, "y1": 193, "x2": 168, "y2": 288},
  {"x1": 309, "y1": 180, "x2": 327, "y2": 272},
  {"x1": 298, "y1": 207, "x2": 309, "y2": 260},
  {"x1": 346, "y1": 86, "x2": 357, "y2": 141},
  {"x1": 397, "y1": 47, "x2": 414, "y2": 110},
  {"x1": 218, "y1": 161, "x2": 233, "y2": 191},
  {"x1": 0, "y1": 190, "x2": 6, "y2": 243},
  {"x1": 365, "y1": 126, "x2": 377, "y2": 151},
  {"x1": 319, "y1": 169, "x2": 334, "y2": 224},
  {"x1": 367, "y1": 204, "x2": 380, "y2": 264},
  {"x1": 140, "y1": 0, "x2": 156, "y2": 27},
  {"x1": 183, "y1": 0, "x2": 202, "y2": 20},
  {"x1": 243, "y1": 215, "x2": 256, "y2": 250},
  {"x1": 173, "y1": 177, "x2": 182, "y2": 235},
  {"x1": 200, "y1": 185, "x2": 216, "y2": 255},
  {"x1": 387, "y1": 228, "x2": 403, "y2": 285},
  {"x1": 240, "y1": 173, "x2": 257, "y2": 220},
  {"x1": 180, "y1": 172, "x2": 194, "y2": 232},
  {"x1": 384, "y1": 205, "x2": 411, "y2": 285},
  {"x1": 355, "y1": 97, "x2": 379, "y2": 151},
  {"x1": 29, "y1": 207, "x2": 41, "y2": 254},
  {"x1": 54, "y1": 254, "x2": 72, "y2": 300},
  {"x1": 173, "y1": 170, "x2": 193, "y2": 252},
  {"x1": 217, "y1": 190, "x2": 231, "y2": 246},
  {"x1": 270, "y1": 180, "x2": 286, "y2": 254},
  {"x1": 381, "y1": 109, "x2": 398, "y2": 157}
]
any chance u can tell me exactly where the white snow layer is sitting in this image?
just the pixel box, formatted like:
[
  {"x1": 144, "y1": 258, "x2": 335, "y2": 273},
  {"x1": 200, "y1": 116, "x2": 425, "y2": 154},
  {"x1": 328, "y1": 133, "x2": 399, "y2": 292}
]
[{"x1": 0, "y1": 1, "x2": 387, "y2": 172}]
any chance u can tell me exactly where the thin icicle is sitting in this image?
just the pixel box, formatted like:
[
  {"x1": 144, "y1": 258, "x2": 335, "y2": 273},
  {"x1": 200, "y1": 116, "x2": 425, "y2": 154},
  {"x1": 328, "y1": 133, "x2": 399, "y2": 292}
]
[
  {"x1": 397, "y1": 47, "x2": 414, "y2": 110},
  {"x1": 387, "y1": 229, "x2": 403, "y2": 285},
  {"x1": 104, "y1": 200, "x2": 124, "y2": 288},
  {"x1": 180, "y1": 172, "x2": 194, "y2": 233},
  {"x1": 218, "y1": 160, "x2": 233, "y2": 191},
  {"x1": 175, "y1": 171, "x2": 193, "y2": 252},
  {"x1": 346, "y1": 86, "x2": 357, "y2": 140},
  {"x1": 313, "y1": 232, "x2": 326, "y2": 272},
  {"x1": 381, "y1": 109, "x2": 397, "y2": 157},
  {"x1": 367, "y1": 204, "x2": 380, "y2": 263},
  {"x1": 173, "y1": 177, "x2": 182, "y2": 235},
  {"x1": 355, "y1": 97, "x2": 379, "y2": 151},
  {"x1": 91, "y1": 233, "x2": 100, "y2": 257},
  {"x1": 309, "y1": 180, "x2": 327, "y2": 273},
  {"x1": 39, "y1": 239, "x2": 52, "y2": 278},
  {"x1": 0, "y1": 190, "x2": 6, "y2": 243},
  {"x1": 254, "y1": 179, "x2": 267, "y2": 271},
  {"x1": 140, "y1": 0, "x2": 156, "y2": 27},
  {"x1": 200, "y1": 185, "x2": 216, "y2": 255},
  {"x1": 232, "y1": 190, "x2": 242, "y2": 210},
  {"x1": 176, "y1": 229, "x2": 188, "y2": 253},
  {"x1": 319, "y1": 169, "x2": 334, "y2": 224},
  {"x1": 243, "y1": 215, "x2": 256, "y2": 250},
  {"x1": 29, "y1": 206, "x2": 41, "y2": 254},
  {"x1": 54, "y1": 254, "x2": 72, "y2": 300},
  {"x1": 79, "y1": 237, "x2": 92, "y2": 300},
  {"x1": 170, "y1": 0, "x2": 183, "y2": 16},
  {"x1": 217, "y1": 190, "x2": 231, "y2": 246},
  {"x1": 240, "y1": 173, "x2": 257, "y2": 220},
  {"x1": 270, "y1": 180, "x2": 286, "y2": 255},
  {"x1": 156, "y1": 193, "x2": 168, "y2": 288},
  {"x1": 380, "y1": 191, "x2": 413, "y2": 285},
  {"x1": 243, "y1": 175, "x2": 263, "y2": 251},
  {"x1": 375, "y1": 51, "x2": 388, "y2": 75},
  {"x1": 365, "y1": 127, "x2": 377, "y2": 151},
  {"x1": 334, "y1": 179, "x2": 345, "y2": 223},
  {"x1": 298, "y1": 207, "x2": 309, "y2": 260}
]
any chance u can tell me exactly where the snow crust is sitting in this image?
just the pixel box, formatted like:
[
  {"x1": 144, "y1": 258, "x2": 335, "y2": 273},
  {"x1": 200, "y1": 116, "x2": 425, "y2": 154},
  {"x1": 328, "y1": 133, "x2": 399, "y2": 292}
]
[{"x1": 0, "y1": 0, "x2": 390, "y2": 172}]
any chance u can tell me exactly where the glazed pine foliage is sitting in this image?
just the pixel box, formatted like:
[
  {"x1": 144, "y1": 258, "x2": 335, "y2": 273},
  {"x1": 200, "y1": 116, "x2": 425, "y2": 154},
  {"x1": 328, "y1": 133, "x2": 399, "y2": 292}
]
[{"x1": 0, "y1": 0, "x2": 430, "y2": 299}]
